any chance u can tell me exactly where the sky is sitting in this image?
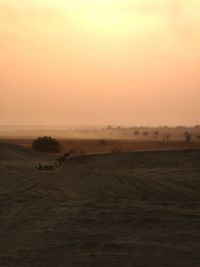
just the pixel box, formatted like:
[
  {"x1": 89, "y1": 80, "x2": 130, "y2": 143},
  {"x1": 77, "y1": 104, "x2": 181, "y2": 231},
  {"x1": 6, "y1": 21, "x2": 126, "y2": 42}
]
[{"x1": 0, "y1": 0, "x2": 200, "y2": 126}]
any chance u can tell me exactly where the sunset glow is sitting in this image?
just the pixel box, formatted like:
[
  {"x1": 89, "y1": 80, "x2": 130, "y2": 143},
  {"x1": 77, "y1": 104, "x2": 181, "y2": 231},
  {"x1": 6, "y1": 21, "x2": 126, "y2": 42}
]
[{"x1": 1, "y1": 0, "x2": 200, "y2": 126}]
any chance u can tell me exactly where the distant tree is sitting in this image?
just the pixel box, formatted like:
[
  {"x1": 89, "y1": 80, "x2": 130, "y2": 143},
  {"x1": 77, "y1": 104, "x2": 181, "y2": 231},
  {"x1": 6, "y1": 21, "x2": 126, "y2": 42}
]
[
  {"x1": 134, "y1": 131, "x2": 140, "y2": 136},
  {"x1": 153, "y1": 131, "x2": 159, "y2": 137},
  {"x1": 184, "y1": 132, "x2": 192, "y2": 143},
  {"x1": 163, "y1": 133, "x2": 170, "y2": 142},
  {"x1": 32, "y1": 136, "x2": 62, "y2": 153},
  {"x1": 166, "y1": 133, "x2": 170, "y2": 142}
]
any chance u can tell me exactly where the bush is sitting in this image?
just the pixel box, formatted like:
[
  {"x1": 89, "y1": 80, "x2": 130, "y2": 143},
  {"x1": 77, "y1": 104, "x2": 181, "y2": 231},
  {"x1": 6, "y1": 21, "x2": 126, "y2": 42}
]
[
  {"x1": 35, "y1": 152, "x2": 70, "y2": 171},
  {"x1": 32, "y1": 136, "x2": 62, "y2": 153},
  {"x1": 134, "y1": 131, "x2": 140, "y2": 135}
]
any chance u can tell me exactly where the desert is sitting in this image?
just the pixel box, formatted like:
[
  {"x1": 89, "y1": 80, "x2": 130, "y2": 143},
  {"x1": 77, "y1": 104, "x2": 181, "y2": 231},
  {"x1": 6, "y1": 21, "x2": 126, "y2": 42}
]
[
  {"x1": 1, "y1": 0, "x2": 200, "y2": 265},
  {"x1": 1, "y1": 141, "x2": 200, "y2": 266}
]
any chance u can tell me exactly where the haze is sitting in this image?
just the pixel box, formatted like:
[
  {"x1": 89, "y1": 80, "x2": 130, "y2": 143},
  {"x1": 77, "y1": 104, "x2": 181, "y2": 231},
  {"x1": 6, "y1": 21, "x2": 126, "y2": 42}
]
[{"x1": 1, "y1": 0, "x2": 200, "y2": 126}]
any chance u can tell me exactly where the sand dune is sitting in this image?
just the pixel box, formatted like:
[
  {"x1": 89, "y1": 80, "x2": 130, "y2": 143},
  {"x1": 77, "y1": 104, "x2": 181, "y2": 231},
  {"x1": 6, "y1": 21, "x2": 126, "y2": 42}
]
[
  {"x1": 0, "y1": 143, "x2": 200, "y2": 266},
  {"x1": 0, "y1": 142, "x2": 52, "y2": 163}
]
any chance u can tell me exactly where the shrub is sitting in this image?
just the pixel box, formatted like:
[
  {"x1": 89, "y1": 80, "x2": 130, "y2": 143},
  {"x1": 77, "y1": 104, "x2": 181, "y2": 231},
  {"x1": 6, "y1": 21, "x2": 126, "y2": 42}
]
[
  {"x1": 154, "y1": 131, "x2": 159, "y2": 136},
  {"x1": 32, "y1": 136, "x2": 62, "y2": 153},
  {"x1": 35, "y1": 152, "x2": 70, "y2": 171},
  {"x1": 134, "y1": 131, "x2": 140, "y2": 135}
]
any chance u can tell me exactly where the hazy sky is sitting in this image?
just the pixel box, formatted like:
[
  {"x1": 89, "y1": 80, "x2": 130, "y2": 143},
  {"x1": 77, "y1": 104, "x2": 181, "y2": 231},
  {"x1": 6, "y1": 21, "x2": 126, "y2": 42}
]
[{"x1": 1, "y1": 0, "x2": 200, "y2": 126}]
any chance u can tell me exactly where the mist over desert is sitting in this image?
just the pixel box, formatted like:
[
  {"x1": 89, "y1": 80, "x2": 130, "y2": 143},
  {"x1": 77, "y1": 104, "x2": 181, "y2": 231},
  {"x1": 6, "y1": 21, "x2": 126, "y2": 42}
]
[{"x1": 1, "y1": 0, "x2": 200, "y2": 266}]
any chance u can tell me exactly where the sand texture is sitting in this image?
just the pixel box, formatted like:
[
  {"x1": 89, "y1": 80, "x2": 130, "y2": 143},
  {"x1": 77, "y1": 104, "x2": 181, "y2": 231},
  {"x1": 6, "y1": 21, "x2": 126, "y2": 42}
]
[{"x1": 0, "y1": 142, "x2": 200, "y2": 266}]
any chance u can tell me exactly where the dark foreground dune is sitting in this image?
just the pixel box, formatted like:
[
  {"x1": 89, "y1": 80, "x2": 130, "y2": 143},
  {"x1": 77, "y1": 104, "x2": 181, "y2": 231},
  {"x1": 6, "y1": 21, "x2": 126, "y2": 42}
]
[{"x1": 0, "y1": 142, "x2": 200, "y2": 266}]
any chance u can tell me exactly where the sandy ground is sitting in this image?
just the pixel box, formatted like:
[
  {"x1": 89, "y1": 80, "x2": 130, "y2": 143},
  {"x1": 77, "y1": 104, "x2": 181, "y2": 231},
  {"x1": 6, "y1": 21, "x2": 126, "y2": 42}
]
[
  {"x1": 1, "y1": 138, "x2": 200, "y2": 154},
  {"x1": 0, "y1": 142, "x2": 200, "y2": 266}
]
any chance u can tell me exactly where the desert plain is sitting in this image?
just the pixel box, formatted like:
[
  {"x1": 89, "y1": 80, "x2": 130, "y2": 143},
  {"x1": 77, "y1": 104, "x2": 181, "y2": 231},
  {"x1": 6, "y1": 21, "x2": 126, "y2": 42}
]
[{"x1": 0, "y1": 138, "x2": 200, "y2": 266}]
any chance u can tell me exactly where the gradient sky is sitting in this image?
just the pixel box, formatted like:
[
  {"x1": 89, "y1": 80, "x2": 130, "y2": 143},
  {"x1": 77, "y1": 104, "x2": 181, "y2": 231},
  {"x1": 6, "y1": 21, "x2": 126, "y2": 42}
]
[{"x1": 1, "y1": 0, "x2": 200, "y2": 126}]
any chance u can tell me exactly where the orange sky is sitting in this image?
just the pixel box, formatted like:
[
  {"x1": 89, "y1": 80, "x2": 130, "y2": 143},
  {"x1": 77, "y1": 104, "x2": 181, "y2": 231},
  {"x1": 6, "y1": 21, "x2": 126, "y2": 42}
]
[{"x1": 0, "y1": 0, "x2": 200, "y2": 126}]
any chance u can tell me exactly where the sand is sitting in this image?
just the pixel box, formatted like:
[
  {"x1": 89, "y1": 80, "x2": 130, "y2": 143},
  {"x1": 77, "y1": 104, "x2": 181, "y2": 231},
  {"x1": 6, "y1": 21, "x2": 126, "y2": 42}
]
[
  {"x1": 2, "y1": 138, "x2": 200, "y2": 154},
  {"x1": 0, "y1": 142, "x2": 200, "y2": 266}
]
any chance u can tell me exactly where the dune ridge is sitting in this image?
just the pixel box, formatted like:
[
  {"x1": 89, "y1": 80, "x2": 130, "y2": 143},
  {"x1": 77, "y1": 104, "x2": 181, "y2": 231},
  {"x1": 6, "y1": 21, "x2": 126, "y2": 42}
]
[{"x1": 1, "y1": 143, "x2": 200, "y2": 201}]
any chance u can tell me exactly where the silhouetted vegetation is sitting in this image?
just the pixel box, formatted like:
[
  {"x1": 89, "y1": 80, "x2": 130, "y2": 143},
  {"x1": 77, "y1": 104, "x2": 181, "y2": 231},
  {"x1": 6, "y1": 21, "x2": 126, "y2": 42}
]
[
  {"x1": 32, "y1": 136, "x2": 61, "y2": 153},
  {"x1": 35, "y1": 152, "x2": 70, "y2": 171},
  {"x1": 134, "y1": 131, "x2": 140, "y2": 136},
  {"x1": 163, "y1": 133, "x2": 170, "y2": 142},
  {"x1": 184, "y1": 132, "x2": 192, "y2": 143},
  {"x1": 143, "y1": 131, "x2": 149, "y2": 136},
  {"x1": 153, "y1": 131, "x2": 159, "y2": 137}
]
